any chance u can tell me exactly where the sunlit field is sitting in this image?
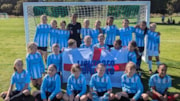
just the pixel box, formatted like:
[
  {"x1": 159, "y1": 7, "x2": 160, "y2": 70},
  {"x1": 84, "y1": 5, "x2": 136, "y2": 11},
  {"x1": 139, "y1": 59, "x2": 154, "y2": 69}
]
[{"x1": 0, "y1": 17, "x2": 179, "y2": 100}]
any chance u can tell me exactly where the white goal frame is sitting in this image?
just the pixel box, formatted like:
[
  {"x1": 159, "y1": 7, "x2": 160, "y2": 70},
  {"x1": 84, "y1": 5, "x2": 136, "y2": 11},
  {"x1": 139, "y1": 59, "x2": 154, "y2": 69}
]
[{"x1": 23, "y1": 1, "x2": 151, "y2": 62}]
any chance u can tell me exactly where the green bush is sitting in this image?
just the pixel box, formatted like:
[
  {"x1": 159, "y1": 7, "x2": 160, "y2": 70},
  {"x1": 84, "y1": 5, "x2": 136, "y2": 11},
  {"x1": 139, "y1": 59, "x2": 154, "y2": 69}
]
[{"x1": 0, "y1": 3, "x2": 13, "y2": 14}]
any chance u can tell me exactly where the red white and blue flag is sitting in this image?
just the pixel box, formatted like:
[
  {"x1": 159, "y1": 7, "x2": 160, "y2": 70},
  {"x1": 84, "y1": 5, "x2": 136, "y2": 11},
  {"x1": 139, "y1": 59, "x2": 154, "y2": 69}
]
[{"x1": 62, "y1": 47, "x2": 128, "y2": 88}]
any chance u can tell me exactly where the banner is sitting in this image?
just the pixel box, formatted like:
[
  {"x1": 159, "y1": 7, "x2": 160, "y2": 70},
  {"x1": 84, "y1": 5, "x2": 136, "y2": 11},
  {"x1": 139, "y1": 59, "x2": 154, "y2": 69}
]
[{"x1": 62, "y1": 47, "x2": 128, "y2": 88}]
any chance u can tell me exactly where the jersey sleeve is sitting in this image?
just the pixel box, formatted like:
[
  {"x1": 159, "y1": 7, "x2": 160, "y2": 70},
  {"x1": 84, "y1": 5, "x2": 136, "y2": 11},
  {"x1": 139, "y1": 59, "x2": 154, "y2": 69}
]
[
  {"x1": 131, "y1": 26, "x2": 135, "y2": 32},
  {"x1": 107, "y1": 76, "x2": 112, "y2": 90},
  {"x1": 133, "y1": 28, "x2": 137, "y2": 35},
  {"x1": 39, "y1": 53, "x2": 45, "y2": 73},
  {"x1": 89, "y1": 75, "x2": 95, "y2": 89},
  {"x1": 119, "y1": 29, "x2": 122, "y2": 39},
  {"x1": 133, "y1": 76, "x2": 143, "y2": 100},
  {"x1": 105, "y1": 45, "x2": 109, "y2": 50},
  {"x1": 78, "y1": 76, "x2": 87, "y2": 97},
  {"x1": 26, "y1": 55, "x2": 31, "y2": 76},
  {"x1": 46, "y1": 55, "x2": 51, "y2": 69},
  {"x1": 131, "y1": 52, "x2": 137, "y2": 64},
  {"x1": 149, "y1": 75, "x2": 155, "y2": 91},
  {"x1": 80, "y1": 44, "x2": 84, "y2": 48},
  {"x1": 10, "y1": 74, "x2": 15, "y2": 85},
  {"x1": 67, "y1": 30, "x2": 70, "y2": 38},
  {"x1": 121, "y1": 74, "x2": 125, "y2": 88},
  {"x1": 49, "y1": 75, "x2": 61, "y2": 100},
  {"x1": 102, "y1": 27, "x2": 106, "y2": 34},
  {"x1": 34, "y1": 25, "x2": 39, "y2": 42},
  {"x1": 115, "y1": 25, "x2": 120, "y2": 35},
  {"x1": 41, "y1": 77, "x2": 47, "y2": 100},
  {"x1": 25, "y1": 71, "x2": 31, "y2": 84},
  {"x1": 157, "y1": 35, "x2": 160, "y2": 44},
  {"x1": 80, "y1": 28, "x2": 83, "y2": 35},
  {"x1": 59, "y1": 54, "x2": 62, "y2": 72},
  {"x1": 167, "y1": 76, "x2": 172, "y2": 88},
  {"x1": 128, "y1": 52, "x2": 137, "y2": 64},
  {"x1": 67, "y1": 76, "x2": 73, "y2": 96}
]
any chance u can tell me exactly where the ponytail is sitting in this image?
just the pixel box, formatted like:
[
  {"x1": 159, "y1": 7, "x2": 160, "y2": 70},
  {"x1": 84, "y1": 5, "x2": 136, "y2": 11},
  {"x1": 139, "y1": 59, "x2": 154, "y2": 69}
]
[{"x1": 129, "y1": 41, "x2": 139, "y2": 58}]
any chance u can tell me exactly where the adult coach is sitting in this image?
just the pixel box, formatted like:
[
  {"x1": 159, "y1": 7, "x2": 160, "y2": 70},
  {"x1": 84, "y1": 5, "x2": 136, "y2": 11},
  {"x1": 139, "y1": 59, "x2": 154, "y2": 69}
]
[{"x1": 67, "y1": 13, "x2": 81, "y2": 47}]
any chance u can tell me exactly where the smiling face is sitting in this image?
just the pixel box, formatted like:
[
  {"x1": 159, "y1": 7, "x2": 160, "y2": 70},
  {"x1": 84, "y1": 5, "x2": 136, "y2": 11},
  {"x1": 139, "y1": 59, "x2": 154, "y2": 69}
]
[
  {"x1": 60, "y1": 22, "x2": 66, "y2": 29},
  {"x1": 128, "y1": 43, "x2": 135, "y2": 52},
  {"x1": 71, "y1": 64, "x2": 81, "y2": 79},
  {"x1": 126, "y1": 66, "x2": 136, "y2": 77},
  {"x1": 125, "y1": 62, "x2": 136, "y2": 77},
  {"x1": 14, "y1": 60, "x2": 23, "y2": 73},
  {"x1": 48, "y1": 65, "x2": 57, "y2": 77},
  {"x1": 84, "y1": 36, "x2": 92, "y2": 46},
  {"x1": 150, "y1": 23, "x2": 157, "y2": 32},
  {"x1": 114, "y1": 41, "x2": 120, "y2": 50},
  {"x1": 98, "y1": 34, "x2": 105, "y2": 44},
  {"x1": 107, "y1": 18, "x2": 113, "y2": 26},
  {"x1": 41, "y1": 15, "x2": 47, "y2": 24},
  {"x1": 140, "y1": 22, "x2": 147, "y2": 30},
  {"x1": 122, "y1": 19, "x2": 129, "y2": 28},
  {"x1": 51, "y1": 20, "x2": 57, "y2": 29},
  {"x1": 96, "y1": 64, "x2": 106, "y2": 77},
  {"x1": 84, "y1": 20, "x2": 90, "y2": 28},
  {"x1": 150, "y1": 26, "x2": 156, "y2": 32},
  {"x1": 28, "y1": 43, "x2": 37, "y2": 54},
  {"x1": 72, "y1": 69, "x2": 81, "y2": 79},
  {"x1": 158, "y1": 65, "x2": 167, "y2": 78},
  {"x1": 52, "y1": 44, "x2": 60, "y2": 54},
  {"x1": 95, "y1": 20, "x2": 101, "y2": 29}
]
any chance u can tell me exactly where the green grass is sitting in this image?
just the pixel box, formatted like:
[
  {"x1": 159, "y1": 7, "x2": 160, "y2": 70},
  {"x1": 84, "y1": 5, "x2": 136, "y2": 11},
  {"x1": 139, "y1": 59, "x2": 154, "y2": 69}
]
[{"x1": 0, "y1": 17, "x2": 180, "y2": 100}]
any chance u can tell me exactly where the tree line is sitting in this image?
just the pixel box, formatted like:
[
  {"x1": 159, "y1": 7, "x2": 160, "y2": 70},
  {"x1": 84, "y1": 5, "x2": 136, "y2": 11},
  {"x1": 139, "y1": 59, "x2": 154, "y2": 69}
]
[{"x1": 0, "y1": 0, "x2": 180, "y2": 16}]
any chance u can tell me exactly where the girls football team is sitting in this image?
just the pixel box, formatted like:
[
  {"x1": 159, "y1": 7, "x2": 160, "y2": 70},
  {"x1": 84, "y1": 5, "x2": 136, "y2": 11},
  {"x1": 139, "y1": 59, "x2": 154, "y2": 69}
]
[{"x1": 1, "y1": 14, "x2": 179, "y2": 101}]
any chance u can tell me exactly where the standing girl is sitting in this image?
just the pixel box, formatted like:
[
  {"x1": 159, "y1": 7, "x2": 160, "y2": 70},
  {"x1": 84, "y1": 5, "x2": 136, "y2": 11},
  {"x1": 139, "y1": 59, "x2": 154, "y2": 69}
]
[
  {"x1": 58, "y1": 20, "x2": 70, "y2": 51},
  {"x1": 134, "y1": 21, "x2": 148, "y2": 71},
  {"x1": 119, "y1": 19, "x2": 135, "y2": 47},
  {"x1": 81, "y1": 19, "x2": 92, "y2": 42},
  {"x1": 49, "y1": 19, "x2": 58, "y2": 50},
  {"x1": 93, "y1": 34, "x2": 109, "y2": 50},
  {"x1": 127, "y1": 41, "x2": 139, "y2": 65},
  {"x1": 26, "y1": 42, "x2": 45, "y2": 89},
  {"x1": 147, "y1": 23, "x2": 160, "y2": 74},
  {"x1": 47, "y1": 44, "x2": 62, "y2": 76},
  {"x1": 91, "y1": 20, "x2": 103, "y2": 45},
  {"x1": 34, "y1": 15, "x2": 50, "y2": 62},
  {"x1": 103, "y1": 16, "x2": 119, "y2": 48},
  {"x1": 80, "y1": 35, "x2": 93, "y2": 49}
]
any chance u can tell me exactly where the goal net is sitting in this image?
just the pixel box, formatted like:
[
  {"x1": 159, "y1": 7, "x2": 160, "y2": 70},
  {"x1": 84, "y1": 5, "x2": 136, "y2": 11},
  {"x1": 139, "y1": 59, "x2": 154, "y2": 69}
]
[
  {"x1": 0, "y1": 13, "x2": 8, "y2": 19},
  {"x1": 23, "y1": 1, "x2": 150, "y2": 61}
]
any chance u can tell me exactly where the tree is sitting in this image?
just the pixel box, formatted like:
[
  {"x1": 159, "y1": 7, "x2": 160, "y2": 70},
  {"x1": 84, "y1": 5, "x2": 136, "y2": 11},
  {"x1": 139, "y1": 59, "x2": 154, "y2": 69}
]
[
  {"x1": 13, "y1": 0, "x2": 23, "y2": 15},
  {"x1": 0, "y1": 4, "x2": 13, "y2": 14}
]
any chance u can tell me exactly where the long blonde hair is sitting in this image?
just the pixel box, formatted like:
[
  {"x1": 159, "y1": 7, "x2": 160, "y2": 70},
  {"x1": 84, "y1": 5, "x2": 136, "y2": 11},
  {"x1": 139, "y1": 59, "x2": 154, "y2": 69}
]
[
  {"x1": 14, "y1": 59, "x2": 23, "y2": 71},
  {"x1": 125, "y1": 62, "x2": 136, "y2": 73},
  {"x1": 27, "y1": 42, "x2": 37, "y2": 53}
]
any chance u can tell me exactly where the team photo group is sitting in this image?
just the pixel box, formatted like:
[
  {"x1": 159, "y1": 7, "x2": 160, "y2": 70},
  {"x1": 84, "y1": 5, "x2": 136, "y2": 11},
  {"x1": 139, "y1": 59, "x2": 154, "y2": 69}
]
[{"x1": 1, "y1": 13, "x2": 179, "y2": 101}]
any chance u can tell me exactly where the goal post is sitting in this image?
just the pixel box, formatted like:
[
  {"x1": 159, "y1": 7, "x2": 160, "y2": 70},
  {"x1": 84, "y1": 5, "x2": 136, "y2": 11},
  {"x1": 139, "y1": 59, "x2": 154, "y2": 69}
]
[
  {"x1": 0, "y1": 13, "x2": 8, "y2": 19},
  {"x1": 23, "y1": 1, "x2": 150, "y2": 62}
]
